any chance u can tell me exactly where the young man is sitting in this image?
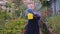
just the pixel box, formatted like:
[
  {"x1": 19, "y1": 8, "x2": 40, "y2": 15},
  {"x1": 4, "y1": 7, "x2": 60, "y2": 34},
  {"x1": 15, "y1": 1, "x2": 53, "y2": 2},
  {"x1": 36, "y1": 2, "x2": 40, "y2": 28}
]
[{"x1": 25, "y1": 2, "x2": 41, "y2": 34}]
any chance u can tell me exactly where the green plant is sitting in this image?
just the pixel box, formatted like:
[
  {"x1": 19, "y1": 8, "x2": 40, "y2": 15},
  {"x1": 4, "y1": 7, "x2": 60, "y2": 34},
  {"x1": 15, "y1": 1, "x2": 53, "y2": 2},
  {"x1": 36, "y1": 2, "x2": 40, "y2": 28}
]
[
  {"x1": 48, "y1": 15, "x2": 60, "y2": 34},
  {"x1": 4, "y1": 19, "x2": 26, "y2": 34}
]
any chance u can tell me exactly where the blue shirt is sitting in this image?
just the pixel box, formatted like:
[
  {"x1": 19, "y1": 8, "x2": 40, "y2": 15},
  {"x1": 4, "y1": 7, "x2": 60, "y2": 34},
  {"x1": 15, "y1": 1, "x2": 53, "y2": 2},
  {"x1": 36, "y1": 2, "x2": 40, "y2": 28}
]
[{"x1": 25, "y1": 8, "x2": 41, "y2": 27}]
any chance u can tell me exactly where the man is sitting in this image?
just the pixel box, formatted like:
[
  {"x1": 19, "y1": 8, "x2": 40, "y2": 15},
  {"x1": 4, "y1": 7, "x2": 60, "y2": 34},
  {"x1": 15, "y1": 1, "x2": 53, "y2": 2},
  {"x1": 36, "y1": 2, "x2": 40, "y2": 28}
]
[{"x1": 25, "y1": 2, "x2": 41, "y2": 34}]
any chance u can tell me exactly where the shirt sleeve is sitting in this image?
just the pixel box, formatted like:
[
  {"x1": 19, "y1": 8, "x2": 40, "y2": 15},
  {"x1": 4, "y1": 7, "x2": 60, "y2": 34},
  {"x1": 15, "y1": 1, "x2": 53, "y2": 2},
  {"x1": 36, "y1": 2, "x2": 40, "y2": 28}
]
[
  {"x1": 37, "y1": 11, "x2": 42, "y2": 17},
  {"x1": 37, "y1": 11, "x2": 42, "y2": 27}
]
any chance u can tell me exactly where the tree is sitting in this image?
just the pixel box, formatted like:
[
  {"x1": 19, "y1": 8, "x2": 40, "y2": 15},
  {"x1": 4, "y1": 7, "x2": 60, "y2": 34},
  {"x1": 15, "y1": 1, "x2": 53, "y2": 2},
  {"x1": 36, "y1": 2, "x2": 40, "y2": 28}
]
[{"x1": 13, "y1": 0, "x2": 23, "y2": 7}]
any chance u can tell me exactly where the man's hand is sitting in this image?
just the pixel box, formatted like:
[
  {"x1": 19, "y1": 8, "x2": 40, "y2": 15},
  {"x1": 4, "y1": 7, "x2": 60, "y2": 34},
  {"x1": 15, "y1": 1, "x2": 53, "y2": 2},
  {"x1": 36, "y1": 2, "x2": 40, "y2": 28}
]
[{"x1": 33, "y1": 14, "x2": 40, "y2": 20}]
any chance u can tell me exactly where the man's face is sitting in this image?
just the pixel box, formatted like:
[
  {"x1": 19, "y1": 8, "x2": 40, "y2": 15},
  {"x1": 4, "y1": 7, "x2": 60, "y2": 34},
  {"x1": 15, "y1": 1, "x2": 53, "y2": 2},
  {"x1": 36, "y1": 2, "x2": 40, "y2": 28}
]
[{"x1": 27, "y1": 3, "x2": 35, "y2": 9}]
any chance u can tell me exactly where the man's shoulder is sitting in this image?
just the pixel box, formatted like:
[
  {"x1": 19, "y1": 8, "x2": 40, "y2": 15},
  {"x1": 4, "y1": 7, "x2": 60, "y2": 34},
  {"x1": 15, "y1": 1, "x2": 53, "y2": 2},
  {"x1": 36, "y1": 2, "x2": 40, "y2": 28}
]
[{"x1": 26, "y1": 9, "x2": 34, "y2": 14}]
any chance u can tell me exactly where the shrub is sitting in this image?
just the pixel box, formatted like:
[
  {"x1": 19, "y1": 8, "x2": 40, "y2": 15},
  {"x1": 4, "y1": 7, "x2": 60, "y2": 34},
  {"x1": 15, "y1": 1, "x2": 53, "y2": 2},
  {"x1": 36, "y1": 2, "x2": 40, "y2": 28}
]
[{"x1": 48, "y1": 15, "x2": 60, "y2": 34}]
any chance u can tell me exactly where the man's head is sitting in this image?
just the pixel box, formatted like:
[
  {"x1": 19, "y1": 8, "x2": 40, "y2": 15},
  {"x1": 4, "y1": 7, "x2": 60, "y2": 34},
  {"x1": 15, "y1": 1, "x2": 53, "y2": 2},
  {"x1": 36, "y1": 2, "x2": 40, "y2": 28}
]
[{"x1": 27, "y1": 2, "x2": 35, "y2": 9}]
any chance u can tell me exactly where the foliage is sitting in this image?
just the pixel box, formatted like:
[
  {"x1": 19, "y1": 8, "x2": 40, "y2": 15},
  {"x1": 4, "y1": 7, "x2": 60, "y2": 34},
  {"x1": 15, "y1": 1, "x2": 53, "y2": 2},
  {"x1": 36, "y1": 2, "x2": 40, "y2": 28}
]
[
  {"x1": 48, "y1": 15, "x2": 60, "y2": 34},
  {"x1": 0, "y1": 18, "x2": 26, "y2": 34},
  {"x1": 0, "y1": 10, "x2": 10, "y2": 20},
  {"x1": 0, "y1": 9, "x2": 26, "y2": 34},
  {"x1": 6, "y1": 2, "x2": 12, "y2": 7}
]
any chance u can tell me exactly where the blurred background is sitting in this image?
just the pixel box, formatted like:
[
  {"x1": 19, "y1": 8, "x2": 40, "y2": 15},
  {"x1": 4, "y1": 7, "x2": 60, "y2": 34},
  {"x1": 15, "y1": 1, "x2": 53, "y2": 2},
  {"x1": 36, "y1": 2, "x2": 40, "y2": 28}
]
[{"x1": 0, "y1": 0, "x2": 60, "y2": 34}]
